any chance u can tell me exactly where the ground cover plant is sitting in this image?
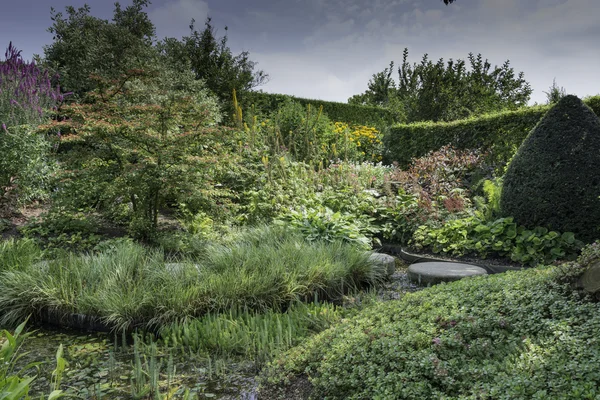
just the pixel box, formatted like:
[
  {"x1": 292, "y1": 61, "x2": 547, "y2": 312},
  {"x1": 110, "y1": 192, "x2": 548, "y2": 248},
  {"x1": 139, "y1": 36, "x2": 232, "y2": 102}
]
[{"x1": 258, "y1": 260, "x2": 600, "y2": 399}]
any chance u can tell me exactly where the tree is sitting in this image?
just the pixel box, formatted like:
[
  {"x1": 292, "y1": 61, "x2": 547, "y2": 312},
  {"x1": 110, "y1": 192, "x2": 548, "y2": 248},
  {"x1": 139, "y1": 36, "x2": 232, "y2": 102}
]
[
  {"x1": 43, "y1": 0, "x2": 156, "y2": 98},
  {"x1": 348, "y1": 62, "x2": 395, "y2": 107},
  {"x1": 351, "y1": 48, "x2": 532, "y2": 123},
  {"x1": 543, "y1": 78, "x2": 567, "y2": 104},
  {"x1": 41, "y1": 67, "x2": 231, "y2": 238},
  {"x1": 158, "y1": 17, "x2": 269, "y2": 106}
]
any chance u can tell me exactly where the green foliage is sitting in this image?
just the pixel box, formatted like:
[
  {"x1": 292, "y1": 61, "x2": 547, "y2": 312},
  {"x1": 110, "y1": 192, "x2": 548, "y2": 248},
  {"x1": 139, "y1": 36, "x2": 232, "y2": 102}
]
[
  {"x1": 0, "y1": 227, "x2": 386, "y2": 331},
  {"x1": 500, "y1": 95, "x2": 600, "y2": 243},
  {"x1": 0, "y1": 239, "x2": 43, "y2": 272},
  {"x1": 239, "y1": 91, "x2": 396, "y2": 127},
  {"x1": 161, "y1": 301, "x2": 342, "y2": 366},
  {"x1": 20, "y1": 208, "x2": 104, "y2": 253},
  {"x1": 42, "y1": 0, "x2": 156, "y2": 98},
  {"x1": 378, "y1": 146, "x2": 483, "y2": 243},
  {"x1": 158, "y1": 17, "x2": 268, "y2": 107},
  {"x1": 348, "y1": 61, "x2": 396, "y2": 108},
  {"x1": 543, "y1": 78, "x2": 567, "y2": 104},
  {"x1": 353, "y1": 48, "x2": 532, "y2": 123},
  {"x1": 260, "y1": 264, "x2": 600, "y2": 399},
  {"x1": 265, "y1": 99, "x2": 334, "y2": 163},
  {"x1": 276, "y1": 207, "x2": 379, "y2": 250},
  {"x1": 0, "y1": 125, "x2": 56, "y2": 205},
  {"x1": 45, "y1": 68, "x2": 230, "y2": 239},
  {"x1": 412, "y1": 216, "x2": 582, "y2": 265},
  {"x1": 0, "y1": 321, "x2": 66, "y2": 400},
  {"x1": 577, "y1": 240, "x2": 600, "y2": 268},
  {"x1": 472, "y1": 177, "x2": 503, "y2": 221},
  {"x1": 384, "y1": 95, "x2": 600, "y2": 170}
]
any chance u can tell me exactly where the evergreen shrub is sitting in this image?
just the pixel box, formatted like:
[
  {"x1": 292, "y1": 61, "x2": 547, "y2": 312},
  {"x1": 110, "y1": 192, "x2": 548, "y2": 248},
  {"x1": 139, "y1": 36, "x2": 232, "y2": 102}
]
[{"x1": 500, "y1": 95, "x2": 600, "y2": 242}]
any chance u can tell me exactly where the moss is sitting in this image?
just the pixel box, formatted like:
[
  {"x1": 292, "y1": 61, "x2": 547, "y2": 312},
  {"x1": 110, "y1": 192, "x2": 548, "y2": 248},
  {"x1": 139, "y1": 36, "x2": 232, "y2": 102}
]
[{"x1": 500, "y1": 95, "x2": 600, "y2": 242}]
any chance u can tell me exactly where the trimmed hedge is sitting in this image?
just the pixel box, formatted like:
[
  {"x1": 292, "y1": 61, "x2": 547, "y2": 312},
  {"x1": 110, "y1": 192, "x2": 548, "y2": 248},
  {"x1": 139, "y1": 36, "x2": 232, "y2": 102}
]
[
  {"x1": 500, "y1": 95, "x2": 600, "y2": 243},
  {"x1": 384, "y1": 95, "x2": 600, "y2": 169},
  {"x1": 239, "y1": 91, "x2": 396, "y2": 127}
]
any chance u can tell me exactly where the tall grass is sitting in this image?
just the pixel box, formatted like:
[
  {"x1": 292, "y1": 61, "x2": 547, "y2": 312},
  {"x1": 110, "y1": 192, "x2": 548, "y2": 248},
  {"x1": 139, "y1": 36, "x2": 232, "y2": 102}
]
[
  {"x1": 0, "y1": 226, "x2": 386, "y2": 331},
  {"x1": 161, "y1": 301, "x2": 342, "y2": 366},
  {"x1": 0, "y1": 238, "x2": 43, "y2": 272}
]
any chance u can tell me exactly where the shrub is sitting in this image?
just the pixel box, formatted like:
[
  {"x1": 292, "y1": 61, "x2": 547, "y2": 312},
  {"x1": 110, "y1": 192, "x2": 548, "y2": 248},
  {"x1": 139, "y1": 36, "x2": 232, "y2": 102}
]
[
  {"x1": 259, "y1": 264, "x2": 600, "y2": 399},
  {"x1": 0, "y1": 42, "x2": 65, "y2": 127},
  {"x1": 332, "y1": 122, "x2": 383, "y2": 162},
  {"x1": 500, "y1": 95, "x2": 600, "y2": 243},
  {"x1": 0, "y1": 43, "x2": 63, "y2": 204},
  {"x1": 276, "y1": 207, "x2": 379, "y2": 250},
  {"x1": 384, "y1": 95, "x2": 600, "y2": 170},
  {"x1": 265, "y1": 99, "x2": 334, "y2": 164}
]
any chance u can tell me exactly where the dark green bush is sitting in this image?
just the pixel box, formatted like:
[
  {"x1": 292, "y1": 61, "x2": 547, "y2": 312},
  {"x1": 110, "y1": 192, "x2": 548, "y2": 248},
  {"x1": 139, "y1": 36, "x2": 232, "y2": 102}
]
[
  {"x1": 259, "y1": 265, "x2": 600, "y2": 399},
  {"x1": 500, "y1": 95, "x2": 600, "y2": 243},
  {"x1": 384, "y1": 95, "x2": 600, "y2": 170},
  {"x1": 239, "y1": 91, "x2": 396, "y2": 127}
]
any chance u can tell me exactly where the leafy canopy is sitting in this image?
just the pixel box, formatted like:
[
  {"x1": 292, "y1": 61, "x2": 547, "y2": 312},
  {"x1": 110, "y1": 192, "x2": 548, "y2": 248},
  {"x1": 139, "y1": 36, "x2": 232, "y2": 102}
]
[
  {"x1": 350, "y1": 48, "x2": 532, "y2": 123},
  {"x1": 43, "y1": 0, "x2": 156, "y2": 98},
  {"x1": 157, "y1": 17, "x2": 269, "y2": 106}
]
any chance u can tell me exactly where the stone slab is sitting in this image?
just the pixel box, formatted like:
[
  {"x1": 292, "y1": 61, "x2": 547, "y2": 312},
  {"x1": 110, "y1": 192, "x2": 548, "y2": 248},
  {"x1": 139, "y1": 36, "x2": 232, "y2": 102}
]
[{"x1": 408, "y1": 261, "x2": 487, "y2": 285}]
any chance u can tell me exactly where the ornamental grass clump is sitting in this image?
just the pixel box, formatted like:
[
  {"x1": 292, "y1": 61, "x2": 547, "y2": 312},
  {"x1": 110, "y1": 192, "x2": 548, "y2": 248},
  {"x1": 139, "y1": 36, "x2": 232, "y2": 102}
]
[{"x1": 0, "y1": 226, "x2": 385, "y2": 332}]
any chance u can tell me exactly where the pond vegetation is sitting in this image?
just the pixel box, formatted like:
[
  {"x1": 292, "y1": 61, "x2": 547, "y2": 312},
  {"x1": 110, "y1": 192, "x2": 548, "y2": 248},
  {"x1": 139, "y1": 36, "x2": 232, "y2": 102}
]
[{"x1": 2, "y1": 1, "x2": 600, "y2": 399}]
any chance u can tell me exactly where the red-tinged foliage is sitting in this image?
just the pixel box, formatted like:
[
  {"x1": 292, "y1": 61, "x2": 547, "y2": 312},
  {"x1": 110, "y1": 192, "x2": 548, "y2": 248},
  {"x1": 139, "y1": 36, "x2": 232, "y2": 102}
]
[{"x1": 41, "y1": 71, "x2": 239, "y2": 239}]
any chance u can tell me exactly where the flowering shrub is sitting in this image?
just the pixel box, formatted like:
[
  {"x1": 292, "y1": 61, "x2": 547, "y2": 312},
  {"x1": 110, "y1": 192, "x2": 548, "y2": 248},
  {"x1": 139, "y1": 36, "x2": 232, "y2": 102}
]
[
  {"x1": 0, "y1": 42, "x2": 65, "y2": 127},
  {"x1": 332, "y1": 122, "x2": 383, "y2": 162},
  {"x1": 0, "y1": 43, "x2": 64, "y2": 206}
]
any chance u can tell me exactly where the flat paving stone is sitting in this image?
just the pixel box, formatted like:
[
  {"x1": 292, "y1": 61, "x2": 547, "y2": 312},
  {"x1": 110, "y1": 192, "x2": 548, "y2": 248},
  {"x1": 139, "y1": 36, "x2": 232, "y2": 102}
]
[{"x1": 408, "y1": 261, "x2": 487, "y2": 285}]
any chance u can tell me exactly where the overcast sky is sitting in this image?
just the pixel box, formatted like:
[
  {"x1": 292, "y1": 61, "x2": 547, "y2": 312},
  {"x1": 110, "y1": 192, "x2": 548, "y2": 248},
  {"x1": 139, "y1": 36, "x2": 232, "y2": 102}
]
[{"x1": 2, "y1": 0, "x2": 598, "y2": 105}]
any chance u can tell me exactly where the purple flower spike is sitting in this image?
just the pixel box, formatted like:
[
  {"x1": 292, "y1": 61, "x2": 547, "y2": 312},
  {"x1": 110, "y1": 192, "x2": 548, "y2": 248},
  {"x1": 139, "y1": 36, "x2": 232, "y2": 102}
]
[{"x1": 1, "y1": 123, "x2": 7, "y2": 132}]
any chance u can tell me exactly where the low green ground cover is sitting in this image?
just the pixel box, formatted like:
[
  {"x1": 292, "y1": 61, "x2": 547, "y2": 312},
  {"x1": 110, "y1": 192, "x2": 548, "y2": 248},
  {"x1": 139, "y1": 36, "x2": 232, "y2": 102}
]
[{"x1": 259, "y1": 261, "x2": 600, "y2": 399}]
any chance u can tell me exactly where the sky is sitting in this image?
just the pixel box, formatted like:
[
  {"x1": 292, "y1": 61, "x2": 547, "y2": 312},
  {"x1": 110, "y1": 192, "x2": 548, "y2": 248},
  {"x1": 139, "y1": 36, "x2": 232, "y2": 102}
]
[{"x1": 2, "y1": 0, "x2": 599, "y2": 105}]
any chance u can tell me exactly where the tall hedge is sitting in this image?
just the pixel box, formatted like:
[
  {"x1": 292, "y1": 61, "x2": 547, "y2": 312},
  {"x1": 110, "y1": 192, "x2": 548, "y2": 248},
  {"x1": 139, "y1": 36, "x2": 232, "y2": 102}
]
[
  {"x1": 500, "y1": 95, "x2": 600, "y2": 243},
  {"x1": 384, "y1": 95, "x2": 600, "y2": 169},
  {"x1": 239, "y1": 91, "x2": 396, "y2": 127}
]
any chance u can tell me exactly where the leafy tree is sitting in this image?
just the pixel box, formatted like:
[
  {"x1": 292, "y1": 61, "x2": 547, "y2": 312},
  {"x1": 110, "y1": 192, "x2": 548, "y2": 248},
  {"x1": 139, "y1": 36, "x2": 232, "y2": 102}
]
[
  {"x1": 41, "y1": 67, "x2": 232, "y2": 239},
  {"x1": 543, "y1": 78, "x2": 567, "y2": 104},
  {"x1": 158, "y1": 17, "x2": 269, "y2": 106},
  {"x1": 43, "y1": 0, "x2": 156, "y2": 98},
  {"x1": 351, "y1": 48, "x2": 532, "y2": 123},
  {"x1": 348, "y1": 62, "x2": 395, "y2": 107}
]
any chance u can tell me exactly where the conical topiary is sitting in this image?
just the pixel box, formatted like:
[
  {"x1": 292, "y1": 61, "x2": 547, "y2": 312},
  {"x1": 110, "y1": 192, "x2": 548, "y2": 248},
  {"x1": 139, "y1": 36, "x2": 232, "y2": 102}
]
[{"x1": 500, "y1": 95, "x2": 600, "y2": 242}]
